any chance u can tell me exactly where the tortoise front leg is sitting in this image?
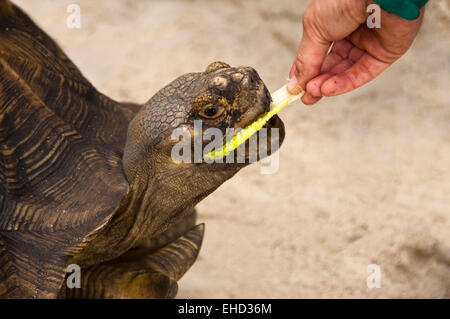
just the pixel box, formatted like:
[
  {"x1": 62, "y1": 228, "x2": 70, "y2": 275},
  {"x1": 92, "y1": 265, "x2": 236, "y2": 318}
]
[
  {"x1": 61, "y1": 223, "x2": 204, "y2": 299},
  {"x1": 64, "y1": 264, "x2": 179, "y2": 299},
  {"x1": 138, "y1": 207, "x2": 198, "y2": 251}
]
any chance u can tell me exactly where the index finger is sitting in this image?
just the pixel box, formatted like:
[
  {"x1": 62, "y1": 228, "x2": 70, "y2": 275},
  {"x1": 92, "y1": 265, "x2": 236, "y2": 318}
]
[{"x1": 288, "y1": 30, "x2": 331, "y2": 94}]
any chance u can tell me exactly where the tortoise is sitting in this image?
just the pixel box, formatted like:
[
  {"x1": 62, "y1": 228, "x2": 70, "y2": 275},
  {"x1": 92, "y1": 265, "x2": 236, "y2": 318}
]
[{"x1": 0, "y1": 0, "x2": 285, "y2": 298}]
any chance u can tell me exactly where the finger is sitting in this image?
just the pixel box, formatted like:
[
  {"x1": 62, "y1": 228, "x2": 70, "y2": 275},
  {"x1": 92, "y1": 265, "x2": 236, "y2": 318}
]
[
  {"x1": 306, "y1": 73, "x2": 334, "y2": 97},
  {"x1": 289, "y1": 63, "x2": 297, "y2": 79},
  {"x1": 307, "y1": 58, "x2": 353, "y2": 97},
  {"x1": 321, "y1": 53, "x2": 390, "y2": 96},
  {"x1": 348, "y1": 46, "x2": 365, "y2": 63},
  {"x1": 307, "y1": 40, "x2": 356, "y2": 96},
  {"x1": 329, "y1": 59, "x2": 353, "y2": 74},
  {"x1": 320, "y1": 52, "x2": 343, "y2": 73},
  {"x1": 301, "y1": 92, "x2": 322, "y2": 105},
  {"x1": 319, "y1": 39, "x2": 358, "y2": 74},
  {"x1": 288, "y1": 30, "x2": 331, "y2": 94},
  {"x1": 329, "y1": 39, "x2": 353, "y2": 59}
]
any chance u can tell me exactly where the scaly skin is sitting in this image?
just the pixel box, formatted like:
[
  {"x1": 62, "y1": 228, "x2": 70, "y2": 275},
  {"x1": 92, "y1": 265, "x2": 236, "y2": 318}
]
[
  {"x1": 0, "y1": 0, "x2": 285, "y2": 299},
  {"x1": 68, "y1": 62, "x2": 285, "y2": 298}
]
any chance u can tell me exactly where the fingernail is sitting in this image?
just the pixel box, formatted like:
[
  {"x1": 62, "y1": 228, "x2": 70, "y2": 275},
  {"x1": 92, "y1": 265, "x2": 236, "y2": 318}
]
[
  {"x1": 288, "y1": 76, "x2": 304, "y2": 95},
  {"x1": 287, "y1": 76, "x2": 298, "y2": 92}
]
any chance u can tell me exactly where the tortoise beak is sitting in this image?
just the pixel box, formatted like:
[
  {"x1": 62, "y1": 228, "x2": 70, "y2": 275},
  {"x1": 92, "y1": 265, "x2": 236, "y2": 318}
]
[
  {"x1": 244, "y1": 81, "x2": 285, "y2": 161},
  {"x1": 250, "y1": 114, "x2": 285, "y2": 161}
]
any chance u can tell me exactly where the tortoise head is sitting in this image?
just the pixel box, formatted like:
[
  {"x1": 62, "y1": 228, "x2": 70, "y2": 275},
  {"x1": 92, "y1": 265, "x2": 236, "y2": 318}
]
[{"x1": 123, "y1": 61, "x2": 284, "y2": 202}]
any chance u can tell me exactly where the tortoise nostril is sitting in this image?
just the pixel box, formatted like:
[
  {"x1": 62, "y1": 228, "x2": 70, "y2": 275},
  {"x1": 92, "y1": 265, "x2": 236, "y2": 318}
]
[
  {"x1": 211, "y1": 76, "x2": 228, "y2": 90},
  {"x1": 231, "y1": 72, "x2": 244, "y2": 83}
]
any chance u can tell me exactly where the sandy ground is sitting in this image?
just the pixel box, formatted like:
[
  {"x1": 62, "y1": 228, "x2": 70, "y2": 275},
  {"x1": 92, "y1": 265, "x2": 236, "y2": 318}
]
[{"x1": 14, "y1": 0, "x2": 450, "y2": 298}]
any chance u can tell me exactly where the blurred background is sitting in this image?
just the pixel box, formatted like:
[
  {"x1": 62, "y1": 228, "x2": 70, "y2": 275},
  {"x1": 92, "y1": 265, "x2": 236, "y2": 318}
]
[{"x1": 14, "y1": 0, "x2": 450, "y2": 298}]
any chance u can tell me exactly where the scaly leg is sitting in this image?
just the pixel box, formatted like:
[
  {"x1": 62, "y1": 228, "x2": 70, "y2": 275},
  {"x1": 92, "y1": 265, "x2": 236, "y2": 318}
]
[{"x1": 61, "y1": 223, "x2": 204, "y2": 299}]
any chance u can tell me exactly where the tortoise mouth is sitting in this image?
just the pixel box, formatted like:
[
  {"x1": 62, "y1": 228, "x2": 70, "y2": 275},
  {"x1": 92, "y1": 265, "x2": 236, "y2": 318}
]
[
  {"x1": 206, "y1": 82, "x2": 286, "y2": 165},
  {"x1": 244, "y1": 113, "x2": 285, "y2": 162},
  {"x1": 232, "y1": 80, "x2": 285, "y2": 162}
]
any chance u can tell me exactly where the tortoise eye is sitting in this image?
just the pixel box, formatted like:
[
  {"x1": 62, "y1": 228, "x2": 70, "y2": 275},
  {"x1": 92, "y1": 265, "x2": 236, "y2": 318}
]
[
  {"x1": 204, "y1": 106, "x2": 217, "y2": 116},
  {"x1": 199, "y1": 104, "x2": 224, "y2": 119}
]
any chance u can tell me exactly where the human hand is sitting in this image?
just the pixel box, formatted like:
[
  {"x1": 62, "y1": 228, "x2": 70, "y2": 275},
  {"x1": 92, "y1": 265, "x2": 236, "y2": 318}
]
[{"x1": 288, "y1": 0, "x2": 425, "y2": 104}]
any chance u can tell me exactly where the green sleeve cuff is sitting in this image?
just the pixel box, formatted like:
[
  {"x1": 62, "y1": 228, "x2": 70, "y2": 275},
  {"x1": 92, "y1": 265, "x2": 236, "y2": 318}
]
[{"x1": 373, "y1": 0, "x2": 428, "y2": 20}]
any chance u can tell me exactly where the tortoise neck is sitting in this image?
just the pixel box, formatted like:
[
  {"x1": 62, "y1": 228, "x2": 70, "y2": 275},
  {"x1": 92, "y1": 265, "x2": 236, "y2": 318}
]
[
  {"x1": 73, "y1": 161, "x2": 238, "y2": 266},
  {"x1": 141, "y1": 164, "x2": 230, "y2": 237}
]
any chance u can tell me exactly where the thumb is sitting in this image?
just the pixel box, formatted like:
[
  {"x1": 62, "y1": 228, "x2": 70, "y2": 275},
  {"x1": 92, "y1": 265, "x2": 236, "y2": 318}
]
[{"x1": 288, "y1": 27, "x2": 331, "y2": 95}]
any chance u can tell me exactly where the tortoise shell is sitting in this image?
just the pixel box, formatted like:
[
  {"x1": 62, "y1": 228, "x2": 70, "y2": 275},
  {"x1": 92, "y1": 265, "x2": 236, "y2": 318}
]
[{"x1": 0, "y1": 0, "x2": 136, "y2": 298}]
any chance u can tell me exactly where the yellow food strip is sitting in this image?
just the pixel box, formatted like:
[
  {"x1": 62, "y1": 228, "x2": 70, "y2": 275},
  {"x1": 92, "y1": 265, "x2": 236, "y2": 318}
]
[{"x1": 204, "y1": 84, "x2": 303, "y2": 160}]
